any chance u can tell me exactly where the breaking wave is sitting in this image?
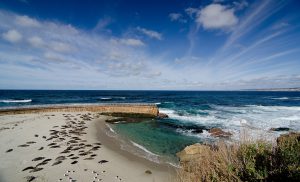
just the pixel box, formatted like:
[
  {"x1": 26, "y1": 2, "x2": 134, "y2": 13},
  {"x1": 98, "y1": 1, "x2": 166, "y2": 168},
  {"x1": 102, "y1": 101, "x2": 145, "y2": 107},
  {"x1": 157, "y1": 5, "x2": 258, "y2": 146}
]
[
  {"x1": 159, "y1": 105, "x2": 300, "y2": 140},
  {"x1": 0, "y1": 99, "x2": 32, "y2": 103}
]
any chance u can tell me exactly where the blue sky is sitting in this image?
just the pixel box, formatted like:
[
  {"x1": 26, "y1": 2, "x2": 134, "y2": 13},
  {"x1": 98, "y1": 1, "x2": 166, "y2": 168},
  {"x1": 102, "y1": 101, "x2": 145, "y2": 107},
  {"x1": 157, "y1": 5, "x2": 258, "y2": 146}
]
[{"x1": 0, "y1": 0, "x2": 299, "y2": 90}]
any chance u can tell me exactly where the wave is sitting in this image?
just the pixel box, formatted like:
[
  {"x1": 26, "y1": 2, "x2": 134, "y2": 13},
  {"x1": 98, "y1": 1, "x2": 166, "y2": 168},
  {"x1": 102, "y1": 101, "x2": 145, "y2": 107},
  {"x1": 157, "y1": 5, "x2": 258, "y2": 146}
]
[
  {"x1": 99, "y1": 96, "x2": 126, "y2": 100},
  {"x1": 159, "y1": 108, "x2": 218, "y2": 124},
  {"x1": 160, "y1": 105, "x2": 300, "y2": 141},
  {"x1": 0, "y1": 99, "x2": 32, "y2": 103},
  {"x1": 100, "y1": 97, "x2": 112, "y2": 100},
  {"x1": 269, "y1": 97, "x2": 300, "y2": 101},
  {"x1": 130, "y1": 141, "x2": 159, "y2": 157},
  {"x1": 271, "y1": 97, "x2": 289, "y2": 100}
]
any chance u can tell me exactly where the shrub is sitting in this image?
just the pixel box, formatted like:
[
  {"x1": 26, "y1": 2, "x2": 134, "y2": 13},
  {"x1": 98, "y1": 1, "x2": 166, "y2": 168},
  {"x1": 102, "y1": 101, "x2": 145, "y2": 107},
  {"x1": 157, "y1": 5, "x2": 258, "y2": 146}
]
[{"x1": 177, "y1": 132, "x2": 300, "y2": 182}]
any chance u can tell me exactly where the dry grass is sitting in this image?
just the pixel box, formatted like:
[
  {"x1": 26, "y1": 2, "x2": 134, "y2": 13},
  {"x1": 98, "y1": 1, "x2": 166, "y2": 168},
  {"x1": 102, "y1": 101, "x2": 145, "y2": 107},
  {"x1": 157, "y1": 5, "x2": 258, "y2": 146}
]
[{"x1": 177, "y1": 132, "x2": 300, "y2": 182}]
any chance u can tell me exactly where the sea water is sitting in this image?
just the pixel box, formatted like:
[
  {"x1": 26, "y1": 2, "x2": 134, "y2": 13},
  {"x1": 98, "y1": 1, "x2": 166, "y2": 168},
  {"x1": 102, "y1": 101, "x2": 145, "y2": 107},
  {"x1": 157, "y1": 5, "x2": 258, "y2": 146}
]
[{"x1": 1, "y1": 90, "x2": 300, "y2": 163}]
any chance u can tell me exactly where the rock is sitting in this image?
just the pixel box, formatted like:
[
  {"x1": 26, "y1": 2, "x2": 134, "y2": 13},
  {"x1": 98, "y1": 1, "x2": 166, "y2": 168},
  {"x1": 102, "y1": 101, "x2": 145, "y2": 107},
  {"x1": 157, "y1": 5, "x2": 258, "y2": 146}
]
[
  {"x1": 208, "y1": 128, "x2": 232, "y2": 138},
  {"x1": 277, "y1": 132, "x2": 300, "y2": 144},
  {"x1": 270, "y1": 127, "x2": 290, "y2": 132},
  {"x1": 157, "y1": 113, "x2": 168, "y2": 119},
  {"x1": 145, "y1": 170, "x2": 152, "y2": 174},
  {"x1": 176, "y1": 143, "x2": 211, "y2": 162}
]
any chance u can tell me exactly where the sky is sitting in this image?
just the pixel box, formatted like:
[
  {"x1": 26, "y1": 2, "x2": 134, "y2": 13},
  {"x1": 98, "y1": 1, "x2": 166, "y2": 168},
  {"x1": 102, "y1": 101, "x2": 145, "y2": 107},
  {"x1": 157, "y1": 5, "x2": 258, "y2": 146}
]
[{"x1": 0, "y1": 0, "x2": 300, "y2": 90}]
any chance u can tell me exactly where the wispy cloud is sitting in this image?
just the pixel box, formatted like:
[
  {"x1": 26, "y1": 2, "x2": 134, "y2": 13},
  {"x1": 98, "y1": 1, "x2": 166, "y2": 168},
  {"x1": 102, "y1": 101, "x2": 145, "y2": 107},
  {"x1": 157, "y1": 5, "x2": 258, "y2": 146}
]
[
  {"x1": 169, "y1": 13, "x2": 187, "y2": 23},
  {"x1": 136, "y1": 27, "x2": 163, "y2": 40}
]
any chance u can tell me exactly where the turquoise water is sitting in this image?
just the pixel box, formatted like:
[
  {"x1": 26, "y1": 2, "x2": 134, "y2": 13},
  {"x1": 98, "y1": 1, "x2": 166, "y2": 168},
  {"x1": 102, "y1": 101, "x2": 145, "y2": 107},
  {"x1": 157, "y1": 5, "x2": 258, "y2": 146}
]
[{"x1": 110, "y1": 119, "x2": 201, "y2": 162}]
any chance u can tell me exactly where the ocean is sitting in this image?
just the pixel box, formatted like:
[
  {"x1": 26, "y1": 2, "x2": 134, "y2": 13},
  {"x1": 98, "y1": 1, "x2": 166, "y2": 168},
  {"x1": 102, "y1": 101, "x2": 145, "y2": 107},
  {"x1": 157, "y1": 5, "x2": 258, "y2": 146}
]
[{"x1": 1, "y1": 90, "x2": 300, "y2": 163}]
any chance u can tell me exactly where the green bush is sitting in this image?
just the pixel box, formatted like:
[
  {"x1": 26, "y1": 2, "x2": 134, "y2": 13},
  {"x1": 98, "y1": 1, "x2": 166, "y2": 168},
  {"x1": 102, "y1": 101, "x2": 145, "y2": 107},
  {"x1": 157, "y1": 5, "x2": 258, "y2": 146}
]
[{"x1": 237, "y1": 141, "x2": 272, "y2": 181}]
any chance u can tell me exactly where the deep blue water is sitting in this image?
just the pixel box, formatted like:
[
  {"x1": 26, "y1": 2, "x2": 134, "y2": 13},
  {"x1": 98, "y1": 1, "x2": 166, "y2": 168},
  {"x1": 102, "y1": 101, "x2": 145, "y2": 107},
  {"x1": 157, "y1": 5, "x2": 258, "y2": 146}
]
[{"x1": 1, "y1": 90, "x2": 300, "y2": 163}]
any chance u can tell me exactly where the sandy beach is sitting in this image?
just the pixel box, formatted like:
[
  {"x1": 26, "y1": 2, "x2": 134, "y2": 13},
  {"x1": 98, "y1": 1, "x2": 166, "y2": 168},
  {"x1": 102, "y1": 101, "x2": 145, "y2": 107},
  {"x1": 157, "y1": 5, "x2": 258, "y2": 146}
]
[{"x1": 0, "y1": 111, "x2": 175, "y2": 182}]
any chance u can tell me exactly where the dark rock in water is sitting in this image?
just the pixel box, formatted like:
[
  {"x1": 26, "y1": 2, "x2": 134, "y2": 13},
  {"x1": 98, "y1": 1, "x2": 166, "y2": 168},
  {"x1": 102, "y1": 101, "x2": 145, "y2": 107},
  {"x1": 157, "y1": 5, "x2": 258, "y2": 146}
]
[
  {"x1": 22, "y1": 166, "x2": 35, "y2": 171},
  {"x1": 25, "y1": 176, "x2": 36, "y2": 182},
  {"x1": 270, "y1": 127, "x2": 290, "y2": 131},
  {"x1": 159, "y1": 122, "x2": 205, "y2": 133},
  {"x1": 70, "y1": 157, "x2": 79, "y2": 160},
  {"x1": 191, "y1": 128, "x2": 205, "y2": 133},
  {"x1": 34, "y1": 134, "x2": 38, "y2": 137},
  {"x1": 42, "y1": 136, "x2": 47, "y2": 139},
  {"x1": 98, "y1": 160, "x2": 108, "y2": 164},
  {"x1": 6, "y1": 149, "x2": 13, "y2": 153},
  {"x1": 208, "y1": 128, "x2": 232, "y2": 138},
  {"x1": 145, "y1": 170, "x2": 152, "y2": 174},
  {"x1": 157, "y1": 113, "x2": 168, "y2": 119},
  {"x1": 32, "y1": 157, "x2": 45, "y2": 161},
  {"x1": 71, "y1": 161, "x2": 78, "y2": 164}
]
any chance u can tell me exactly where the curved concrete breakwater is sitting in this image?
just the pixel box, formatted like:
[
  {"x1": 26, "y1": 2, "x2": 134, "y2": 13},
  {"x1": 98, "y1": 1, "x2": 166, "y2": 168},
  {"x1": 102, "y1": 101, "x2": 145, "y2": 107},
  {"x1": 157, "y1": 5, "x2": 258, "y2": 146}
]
[{"x1": 0, "y1": 103, "x2": 159, "y2": 116}]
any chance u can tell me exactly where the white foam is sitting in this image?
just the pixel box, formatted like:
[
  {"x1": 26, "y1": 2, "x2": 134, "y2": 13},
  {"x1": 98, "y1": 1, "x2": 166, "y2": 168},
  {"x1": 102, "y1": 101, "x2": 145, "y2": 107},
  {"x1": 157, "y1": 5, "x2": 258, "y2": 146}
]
[
  {"x1": 271, "y1": 97, "x2": 289, "y2": 100},
  {"x1": 0, "y1": 99, "x2": 32, "y2": 103},
  {"x1": 159, "y1": 108, "x2": 217, "y2": 124},
  {"x1": 100, "y1": 97, "x2": 112, "y2": 100},
  {"x1": 160, "y1": 105, "x2": 300, "y2": 141},
  {"x1": 130, "y1": 141, "x2": 159, "y2": 157}
]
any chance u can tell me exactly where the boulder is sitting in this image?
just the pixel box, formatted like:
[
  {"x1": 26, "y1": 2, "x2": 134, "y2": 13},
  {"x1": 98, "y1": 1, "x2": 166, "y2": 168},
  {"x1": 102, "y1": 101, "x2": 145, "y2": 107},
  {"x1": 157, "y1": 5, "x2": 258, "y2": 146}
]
[
  {"x1": 157, "y1": 113, "x2": 168, "y2": 119},
  {"x1": 176, "y1": 143, "x2": 211, "y2": 162},
  {"x1": 277, "y1": 132, "x2": 300, "y2": 144},
  {"x1": 208, "y1": 128, "x2": 232, "y2": 138}
]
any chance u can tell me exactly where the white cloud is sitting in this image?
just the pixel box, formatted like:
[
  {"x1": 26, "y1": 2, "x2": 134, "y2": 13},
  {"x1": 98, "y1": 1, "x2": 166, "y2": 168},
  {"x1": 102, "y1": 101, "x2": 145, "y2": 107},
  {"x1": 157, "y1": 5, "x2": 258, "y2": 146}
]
[
  {"x1": 28, "y1": 36, "x2": 44, "y2": 47},
  {"x1": 2, "y1": 29, "x2": 22, "y2": 43},
  {"x1": 15, "y1": 15, "x2": 40, "y2": 27},
  {"x1": 169, "y1": 13, "x2": 187, "y2": 23},
  {"x1": 185, "y1": 7, "x2": 198, "y2": 17},
  {"x1": 136, "y1": 27, "x2": 162, "y2": 40},
  {"x1": 196, "y1": 4, "x2": 238, "y2": 29},
  {"x1": 169, "y1": 13, "x2": 182, "y2": 21}
]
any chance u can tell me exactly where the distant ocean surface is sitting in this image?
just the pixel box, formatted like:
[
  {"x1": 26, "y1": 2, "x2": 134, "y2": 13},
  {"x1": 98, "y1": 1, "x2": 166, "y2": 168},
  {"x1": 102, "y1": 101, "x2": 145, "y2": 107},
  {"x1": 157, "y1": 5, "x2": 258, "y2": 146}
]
[{"x1": 1, "y1": 90, "x2": 300, "y2": 163}]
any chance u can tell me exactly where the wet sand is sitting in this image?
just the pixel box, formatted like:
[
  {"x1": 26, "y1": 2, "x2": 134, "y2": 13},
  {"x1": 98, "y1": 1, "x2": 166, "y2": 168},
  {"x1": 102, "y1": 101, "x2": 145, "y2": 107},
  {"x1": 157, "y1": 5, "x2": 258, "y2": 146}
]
[{"x1": 0, "y1": 112, "x2": 175, "y2": 182}]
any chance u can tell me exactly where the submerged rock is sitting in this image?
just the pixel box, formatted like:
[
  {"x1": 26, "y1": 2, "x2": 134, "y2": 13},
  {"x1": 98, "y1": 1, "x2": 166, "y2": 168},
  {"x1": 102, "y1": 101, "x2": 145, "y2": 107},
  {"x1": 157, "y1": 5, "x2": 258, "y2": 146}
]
[
  {"x1": 270, "y1": 127, "x2": 290, "y2": 132},
  {"x1": 157, "y1": 113, "x2": 168, "y2": 119},
  {"x1": 208, "y1": 128, "x2": 232, "y2": 138}
]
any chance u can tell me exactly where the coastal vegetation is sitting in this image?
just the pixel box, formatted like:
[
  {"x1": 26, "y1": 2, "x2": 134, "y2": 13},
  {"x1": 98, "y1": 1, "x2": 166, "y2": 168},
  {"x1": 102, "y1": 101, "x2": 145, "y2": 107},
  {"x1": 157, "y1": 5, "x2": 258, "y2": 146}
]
[{"x1": 177, "y1": 132, "x2": 300, "y2": 182}]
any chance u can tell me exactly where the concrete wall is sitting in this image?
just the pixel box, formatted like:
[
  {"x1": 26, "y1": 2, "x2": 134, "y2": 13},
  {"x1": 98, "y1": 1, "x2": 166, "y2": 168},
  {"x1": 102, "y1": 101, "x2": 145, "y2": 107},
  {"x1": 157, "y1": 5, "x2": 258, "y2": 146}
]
[{"x1": 0, "y1": 104, "x2": 159, "y2": 117}]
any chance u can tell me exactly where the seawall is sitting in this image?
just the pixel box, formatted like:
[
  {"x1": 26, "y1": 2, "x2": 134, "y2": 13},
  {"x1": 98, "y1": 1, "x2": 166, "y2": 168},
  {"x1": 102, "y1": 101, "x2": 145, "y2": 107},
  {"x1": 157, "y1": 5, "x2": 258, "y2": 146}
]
[{"x1": 0, "y1": 104, "x2": 159, "y2": 117}]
